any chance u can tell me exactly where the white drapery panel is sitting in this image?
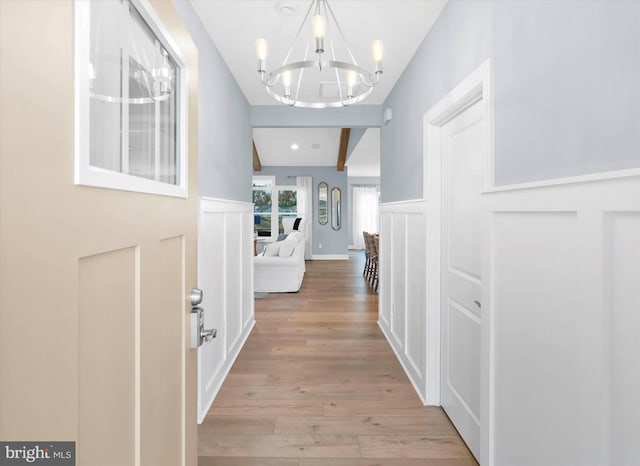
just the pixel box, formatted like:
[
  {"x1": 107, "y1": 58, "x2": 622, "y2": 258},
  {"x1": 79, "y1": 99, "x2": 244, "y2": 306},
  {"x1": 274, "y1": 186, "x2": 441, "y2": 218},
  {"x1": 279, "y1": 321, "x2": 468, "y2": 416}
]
[
  {"x1": 296, "y1": 176, "x2": 313, "y2": 260},
  {"x1": 352, "y1": 186, "x2": 379, "y2": 249}
]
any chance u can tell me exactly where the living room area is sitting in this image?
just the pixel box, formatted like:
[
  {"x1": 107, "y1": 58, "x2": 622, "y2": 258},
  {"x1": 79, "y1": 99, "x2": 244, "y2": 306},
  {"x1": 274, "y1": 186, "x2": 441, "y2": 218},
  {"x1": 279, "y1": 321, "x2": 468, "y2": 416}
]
[{"x1": 251, "y1": 127, "x2": 380, "y2": 294}]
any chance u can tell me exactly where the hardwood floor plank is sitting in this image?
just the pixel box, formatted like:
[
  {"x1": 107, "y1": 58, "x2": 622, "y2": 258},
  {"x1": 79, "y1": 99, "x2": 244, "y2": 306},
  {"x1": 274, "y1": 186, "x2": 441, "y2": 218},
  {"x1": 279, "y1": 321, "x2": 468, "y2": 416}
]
[
  {"x1": 200, "y1": 415, "x2": 276, "y2": 434},
  {"x1": 208, "y1": 400, "x2": 324, "y2": 417},
  {"x1": 198, "y1": 433, "x2": 361, "y2": 458},
  {"x1": 198, "y1": 457, "x2": 300, "y2": 466},
  {"x1": 199, "y1": 253, "x2": 477, "y2": 465},
  {"x1": 359, "y1": 436, "x2": 472, "y2": 459},
  {"x1": 300, "y1": 459, "x2": 478, "y2": 466},
  {"x1": 215, "y1": 384, "x2": 384, "y2": 401},
  {"x1": 275, "y1": 414, "x2": 458, "y2": 436}
]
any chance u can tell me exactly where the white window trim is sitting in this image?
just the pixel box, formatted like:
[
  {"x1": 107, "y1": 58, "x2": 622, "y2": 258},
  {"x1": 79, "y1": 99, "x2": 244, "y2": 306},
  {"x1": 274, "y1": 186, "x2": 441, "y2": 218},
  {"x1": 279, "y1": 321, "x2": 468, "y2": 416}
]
[
  {"x1": 252, "y1": 177, "x2": 299, "y2": 238},
  {"x1": 74, "y1": 0, "x2": 189, "y2": 198},
  {"x1": 253, "y1": 176, "x2": 276, "y2": 238}
]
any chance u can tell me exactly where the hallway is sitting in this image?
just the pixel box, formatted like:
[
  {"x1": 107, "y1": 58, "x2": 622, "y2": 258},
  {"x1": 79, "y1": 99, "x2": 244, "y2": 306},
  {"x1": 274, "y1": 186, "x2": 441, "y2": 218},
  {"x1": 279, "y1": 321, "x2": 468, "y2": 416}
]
[{"x1": 198, "y1": 253, "x2": 477, "y2": 465}]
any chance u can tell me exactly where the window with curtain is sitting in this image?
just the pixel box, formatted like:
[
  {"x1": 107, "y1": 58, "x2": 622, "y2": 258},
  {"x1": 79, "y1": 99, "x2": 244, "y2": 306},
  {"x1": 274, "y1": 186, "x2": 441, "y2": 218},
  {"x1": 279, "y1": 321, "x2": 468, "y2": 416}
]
[
  {"x1": 277, "y1": 189, "x2": 297, "y2": 234},
  {"x1": 352, "y1": 186, "x2": 379, "y2": 249}
]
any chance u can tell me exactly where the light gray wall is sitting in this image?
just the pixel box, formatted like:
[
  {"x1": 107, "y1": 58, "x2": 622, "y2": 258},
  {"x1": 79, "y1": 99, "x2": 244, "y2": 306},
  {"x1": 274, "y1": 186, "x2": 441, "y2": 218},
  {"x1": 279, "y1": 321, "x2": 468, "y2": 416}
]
[
  {"x1": 254, "y1": 166, "x2": 349, "y2": 256},
  {"x1": 348, "y1": 176, "x2": 380, "y2": 247},
  {"x1": 381, "y1": 0, "x2": 640, "y2": 202},
  {"x1": 346, "y1": 128, "x2": 367, "y2": 160},
  {"x1": 174, "y1": 0, "x2": 252, "y2": 202},
  {"x1": 252, "y1": 105, "x2": 383, "y2": 128}
]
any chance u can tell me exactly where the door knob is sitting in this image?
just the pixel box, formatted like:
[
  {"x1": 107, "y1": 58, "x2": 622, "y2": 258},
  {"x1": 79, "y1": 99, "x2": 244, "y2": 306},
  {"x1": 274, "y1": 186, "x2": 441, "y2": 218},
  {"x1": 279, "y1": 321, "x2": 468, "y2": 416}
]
[
  {"x1": 473, "y1": 300, "x2": 481, "y2": 309},
  {"x1": 190, "y1": 288, "x2": 203, "y2": 306}
]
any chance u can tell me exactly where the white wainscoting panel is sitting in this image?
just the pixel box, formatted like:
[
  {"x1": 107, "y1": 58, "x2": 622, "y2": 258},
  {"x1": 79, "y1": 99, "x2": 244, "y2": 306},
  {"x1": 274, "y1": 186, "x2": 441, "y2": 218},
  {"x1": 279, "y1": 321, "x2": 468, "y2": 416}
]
[
  {"x1": 379, "y1": 200, "x2": 427, "y2": 403},
  {"x1": 481, "y1": 173, "x2": 640, "y2": 466},
  {"x1": 197, "y1": 198, "x2": 255, "y2": 423}
]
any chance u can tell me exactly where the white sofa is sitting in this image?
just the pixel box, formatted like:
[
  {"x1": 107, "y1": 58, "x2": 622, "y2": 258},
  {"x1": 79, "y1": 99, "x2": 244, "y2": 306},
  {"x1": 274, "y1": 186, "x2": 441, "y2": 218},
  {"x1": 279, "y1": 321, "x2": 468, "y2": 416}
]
[{"x1": 254, "y1": 231, "x2": 306, "y2": 293}]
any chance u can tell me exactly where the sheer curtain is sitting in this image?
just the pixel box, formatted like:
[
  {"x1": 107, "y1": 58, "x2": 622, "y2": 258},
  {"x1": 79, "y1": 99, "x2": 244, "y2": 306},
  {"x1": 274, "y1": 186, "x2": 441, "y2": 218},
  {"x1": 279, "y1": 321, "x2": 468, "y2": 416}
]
[
  {"x1": 352, "y1": 186, "x2": 379, "y2": 249},
  {"x1": 296, "y1": 176, "x2": 313, "y2": 260}
]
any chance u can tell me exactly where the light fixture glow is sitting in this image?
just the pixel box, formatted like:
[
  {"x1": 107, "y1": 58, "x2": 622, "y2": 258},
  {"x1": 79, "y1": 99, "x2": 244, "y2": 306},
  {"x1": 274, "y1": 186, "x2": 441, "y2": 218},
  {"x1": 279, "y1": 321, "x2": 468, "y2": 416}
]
[
  {"x1": 371, "y1": 40, "x2": 384, "y2": 62},
  {"x1": 282, "y1": 70, "x2": 292, "y2": 87},
  {"x1": 282, "y1": 70, "x2": 292, "y2": 97},
  {"x1": 346, "y1": 70, "x2": 357, "y2": 98},
  {"x1": 311, "y1": 15, "x2": 326, "y2": 39},
  {"x1": 291, "y1": 143, "x2": 299, "y2": 150},
  {"x1": 255, "y1": 38, "x2": 268, "y2": 60},
  {"x1": 346, "y1": 70, "x2": 357, "y2": 87}
]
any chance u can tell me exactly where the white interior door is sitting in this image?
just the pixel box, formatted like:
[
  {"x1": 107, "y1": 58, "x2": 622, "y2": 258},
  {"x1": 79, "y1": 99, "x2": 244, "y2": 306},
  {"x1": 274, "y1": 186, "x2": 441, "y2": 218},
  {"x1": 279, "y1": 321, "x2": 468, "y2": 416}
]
[{"x1": 441, "y1": 100, "x2": 484, "y2": 460}]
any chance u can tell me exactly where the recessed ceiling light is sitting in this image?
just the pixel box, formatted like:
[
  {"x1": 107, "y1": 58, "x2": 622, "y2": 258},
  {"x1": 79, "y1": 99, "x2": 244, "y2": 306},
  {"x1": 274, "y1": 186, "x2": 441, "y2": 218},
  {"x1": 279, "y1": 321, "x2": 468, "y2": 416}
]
[
  {"x1": 290, "y1": 143, "x2": 299, "y2": 150},
  {"x1": 311, "y1": 143, "x2": 321, "y2": 149}
]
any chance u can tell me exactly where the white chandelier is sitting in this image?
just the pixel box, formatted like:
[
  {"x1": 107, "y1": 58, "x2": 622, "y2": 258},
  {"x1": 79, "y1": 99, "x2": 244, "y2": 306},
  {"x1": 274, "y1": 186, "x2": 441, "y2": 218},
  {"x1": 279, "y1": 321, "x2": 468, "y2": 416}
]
[{"x1": 255, "y1": 0, "x2": 384, "y2": 108}]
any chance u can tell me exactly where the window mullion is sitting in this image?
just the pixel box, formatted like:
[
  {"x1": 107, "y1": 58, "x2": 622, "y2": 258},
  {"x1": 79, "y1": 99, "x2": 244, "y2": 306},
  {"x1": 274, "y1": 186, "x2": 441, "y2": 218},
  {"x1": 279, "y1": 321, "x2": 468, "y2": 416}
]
[{"x1": 121, "y1": 1, "x2": 130, "y2": 175}]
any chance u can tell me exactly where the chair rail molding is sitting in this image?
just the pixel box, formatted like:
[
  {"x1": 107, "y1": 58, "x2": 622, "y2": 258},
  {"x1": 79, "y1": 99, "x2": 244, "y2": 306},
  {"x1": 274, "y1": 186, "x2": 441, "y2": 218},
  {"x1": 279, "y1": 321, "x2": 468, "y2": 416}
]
[
  {"x1": 481, "y1": 172, "x2": 640, "y2": 466},
  {"x1": 197, "y1": 197, "x2": 255, "y2": 423}
]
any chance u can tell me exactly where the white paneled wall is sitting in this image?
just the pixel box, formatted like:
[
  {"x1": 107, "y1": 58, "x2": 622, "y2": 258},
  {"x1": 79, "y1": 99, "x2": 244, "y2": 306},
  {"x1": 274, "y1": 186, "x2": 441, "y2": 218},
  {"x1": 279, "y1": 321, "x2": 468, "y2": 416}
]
[
  {"x1": 197, "y1": 198, "x2": 255, "y2": 423},
  {"x1": 481, "y1": 172, "x2": 640, "y2": 466},
  {"x1": 378, "y1": 173, "x2": 640, "y2": 466},
  {"x1": 378, "y1": 200, "x2": 427, "y2": 403}
]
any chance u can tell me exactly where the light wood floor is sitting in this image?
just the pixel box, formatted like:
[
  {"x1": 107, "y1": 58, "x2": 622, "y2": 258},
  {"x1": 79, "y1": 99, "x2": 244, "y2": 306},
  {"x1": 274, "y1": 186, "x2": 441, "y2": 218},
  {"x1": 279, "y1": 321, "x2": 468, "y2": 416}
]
[{"x1": 199, "y1": 253, "x2": 478, "y2": 466}]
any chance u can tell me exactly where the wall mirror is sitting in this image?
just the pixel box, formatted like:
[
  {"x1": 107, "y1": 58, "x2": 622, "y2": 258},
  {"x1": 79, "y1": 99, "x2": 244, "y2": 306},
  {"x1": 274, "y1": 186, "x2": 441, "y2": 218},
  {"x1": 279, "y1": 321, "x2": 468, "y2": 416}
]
[
  {"x1": 318, "y1": 182, "x2": 328, "y2": 225},
  {"x1": 331, "y1": 187, "x2": 341, "y2": 230}
]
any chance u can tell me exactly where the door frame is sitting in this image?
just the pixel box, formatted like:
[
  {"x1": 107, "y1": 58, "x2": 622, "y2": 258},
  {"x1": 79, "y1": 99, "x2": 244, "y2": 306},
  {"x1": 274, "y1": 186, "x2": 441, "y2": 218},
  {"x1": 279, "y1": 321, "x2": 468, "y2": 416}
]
[{"x1": 422, "y1": 58, "x2": 494, "y2": 423}]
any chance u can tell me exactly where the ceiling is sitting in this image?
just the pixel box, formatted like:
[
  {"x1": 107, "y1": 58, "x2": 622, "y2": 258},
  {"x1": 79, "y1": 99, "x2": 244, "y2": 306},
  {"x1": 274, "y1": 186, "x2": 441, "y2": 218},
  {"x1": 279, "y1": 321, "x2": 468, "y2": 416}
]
[
  {"x1": 253, "y1": 127, "x2": 341, "y2": 166},
  {"x1": 253, "y1": 126, "x2": 380, "y2": 176},
  {"x1": 194, "y1": 1, "x2": 447, "y2": 171},
  {"x1": 191, "y1": 0, "x2": 448, "y2": 106}
]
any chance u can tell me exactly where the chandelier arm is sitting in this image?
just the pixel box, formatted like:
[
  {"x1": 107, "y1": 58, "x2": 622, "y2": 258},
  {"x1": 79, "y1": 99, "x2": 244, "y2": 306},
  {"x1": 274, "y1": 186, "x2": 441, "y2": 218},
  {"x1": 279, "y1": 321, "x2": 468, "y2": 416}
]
[
  {"x1": 326, "y1": 61, "x2": 374, "y2": 87},
  {"x1": 292, "y1": 38, "x2": 312, "y2": 106},
  {"x1": 325, "y1": 15, "x2": 345, "y2": 103},
  {"x1": 281, "y1": 0, "x2": 316, "y2": 67},
  {"x1": 265, "y1": 84, "x2": 374, "y2": 108},
  {"x1": 260, "y1": 71, "x2": 279, "y2": 88},
  {"x1": 89, "y1": 91, "x2": 173, "y2": 104},
  {"x1": 324, "y1": 0, "x2": 359, "y2": 66}
]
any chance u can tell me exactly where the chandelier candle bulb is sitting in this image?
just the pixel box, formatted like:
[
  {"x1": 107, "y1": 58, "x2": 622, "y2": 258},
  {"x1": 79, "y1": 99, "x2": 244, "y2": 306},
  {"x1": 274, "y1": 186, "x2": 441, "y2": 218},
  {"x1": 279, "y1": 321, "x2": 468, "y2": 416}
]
[
  {"x1": 346, "y1": 70, "x2": 357, "y2": 98},
  {"x1": 311, "y1": 15, "x2": 326, "y2": 54},
  {"x1": 282, "y1": 70, "x2": 292, "y2": 98},
  {"x1": 371, "y1": 40, "x2": 384, "y2": 74},
  {"x1": 256, "y1": 38, "x2": 268, "y2": 72},
  {"x1": 311, "y1": 15, "x2": 326, "y2": 39}
]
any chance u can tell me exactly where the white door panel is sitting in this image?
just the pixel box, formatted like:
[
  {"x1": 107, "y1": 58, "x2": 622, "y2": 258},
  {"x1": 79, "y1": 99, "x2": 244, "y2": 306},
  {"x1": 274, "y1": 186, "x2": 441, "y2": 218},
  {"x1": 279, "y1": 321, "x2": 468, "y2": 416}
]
[{"x1": 441, "y1": 100, "x2": 483, "y2": 460}]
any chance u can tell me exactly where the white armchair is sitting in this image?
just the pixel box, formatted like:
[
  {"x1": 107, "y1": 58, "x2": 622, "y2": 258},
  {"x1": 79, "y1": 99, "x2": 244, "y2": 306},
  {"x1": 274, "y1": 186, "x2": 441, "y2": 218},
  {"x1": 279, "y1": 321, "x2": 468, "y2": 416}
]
[{"x1": 254, "y1": 232, "x2": 306, "y2": 293}]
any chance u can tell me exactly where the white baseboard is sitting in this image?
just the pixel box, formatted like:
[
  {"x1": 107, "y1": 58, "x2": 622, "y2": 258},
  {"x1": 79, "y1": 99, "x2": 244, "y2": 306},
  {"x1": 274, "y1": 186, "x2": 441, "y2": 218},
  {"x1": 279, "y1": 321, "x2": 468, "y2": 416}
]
[
  {"x1": 378, "y1": 320, "x2": 427, "y2": 406},
  {"x1": 311, "y1": 254, "x2": 350, "y2": 260}
]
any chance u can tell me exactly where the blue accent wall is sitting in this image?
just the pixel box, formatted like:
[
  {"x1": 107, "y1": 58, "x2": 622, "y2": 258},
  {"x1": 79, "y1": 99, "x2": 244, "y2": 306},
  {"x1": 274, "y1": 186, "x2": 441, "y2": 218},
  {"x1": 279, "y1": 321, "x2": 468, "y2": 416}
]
[{"x1": 254, "y1": 166, "x2": 349, "y2": 256}]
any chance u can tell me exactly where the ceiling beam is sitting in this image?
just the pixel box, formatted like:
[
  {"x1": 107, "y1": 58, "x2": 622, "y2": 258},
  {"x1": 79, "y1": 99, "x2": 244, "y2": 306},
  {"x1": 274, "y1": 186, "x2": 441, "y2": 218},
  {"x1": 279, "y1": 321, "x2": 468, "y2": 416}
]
[
  {"x1": 252, "y1": 140, "x2": 262, "y2": 172},
  {"x1": 337, "y1": 128, "x2": 351, "y2": 172}
]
